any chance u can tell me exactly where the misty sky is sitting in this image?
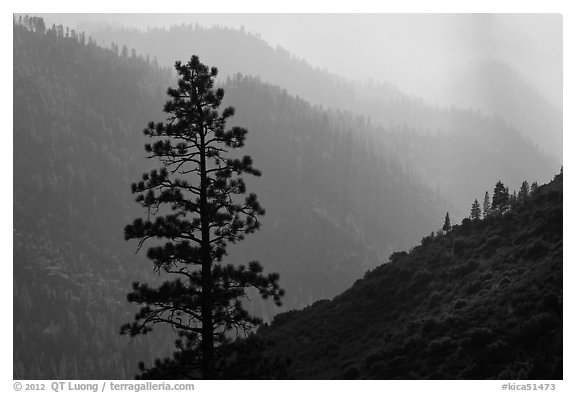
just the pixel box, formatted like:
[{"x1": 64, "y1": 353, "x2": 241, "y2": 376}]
[{"x1": 38, "y1": 13, "x2": 562, "y2": 109}]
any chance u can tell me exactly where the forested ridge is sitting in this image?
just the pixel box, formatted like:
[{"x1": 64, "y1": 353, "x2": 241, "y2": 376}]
[
  {"x1": 14, "y1": 20, "x2": 176, "y2": 378},
  {"x1": 255, "y1": 173, "x2": 563, "y2": 379},
  {"x1": 84, "y1": 21, "x2": 562, "y2": 161},
  {"x1": 13, "y1": 17, "x2": 561, "y2": 379}
]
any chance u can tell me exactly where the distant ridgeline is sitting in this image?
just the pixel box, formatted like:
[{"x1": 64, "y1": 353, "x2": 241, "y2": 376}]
[
  {"x1": 251, "y1": 172, "x2": 562, "y2": 379},
  {"x1": 86, "y1": 18, "x2": 562, "y2": 161},
  {"x1": 13, "y1": 15, "x2": 562, "y2": 380}
]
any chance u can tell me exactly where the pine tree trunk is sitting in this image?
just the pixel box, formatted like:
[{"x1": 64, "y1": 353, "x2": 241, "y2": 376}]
[{"x1": 199, "y1": 128, "x2": 214, "y2": 379}]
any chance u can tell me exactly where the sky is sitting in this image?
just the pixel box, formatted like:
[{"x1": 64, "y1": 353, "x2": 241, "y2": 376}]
[{"x1": 37, "y1": 13, "x2": 563, "y2": 109}]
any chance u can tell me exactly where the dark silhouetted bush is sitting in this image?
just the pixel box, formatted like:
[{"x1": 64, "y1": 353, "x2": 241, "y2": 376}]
[
  {"x1": 465, "y1": 280, "x2": 482, "y2": 295},
  {"x1": 453, "y1": 259, "x2": 479, "y2": 277},
  {"x1": 524, "y1": 240, "x2": 549, "y2": 259},
  {"x1": 453, "y1": 299, "x2": 467, "y2": 310},
  {"x1": 428, "y1": 337, "x2": 458, "y2": 358},
  {"x1": 485, "y1": 235, "x2": 502, "y2": 251},
  {"x1": 342, "y1": 365, "x2": 360, "y2": 379},
  {"x1": 467, "y1": 327, "x2": 495, "y2": 349},
  {"x1": 453, "y1": 237, "x2": 468, "y2": 256}
]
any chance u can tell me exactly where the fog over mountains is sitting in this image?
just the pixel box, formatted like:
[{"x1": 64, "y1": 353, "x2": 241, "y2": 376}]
[
  {"x1": 13, "y1": 14, "x2": 562, "y2": 379},
  {"x1": 37, "y1": 13, "x2": 563, "y2": 160}
]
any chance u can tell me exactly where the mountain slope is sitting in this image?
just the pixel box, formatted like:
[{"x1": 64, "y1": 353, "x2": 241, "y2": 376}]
[
  {"x1": 256, "y1": 173, "x2": 563, "y2": 379},
  {"x1": 13, "y1": 22, "x2": 176, "y2": 379}
]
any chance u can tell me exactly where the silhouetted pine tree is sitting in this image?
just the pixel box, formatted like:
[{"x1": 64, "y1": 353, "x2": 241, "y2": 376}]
[
  {"x1": 443, "y1": 212, "x2": 451, "y2": 232},
  {"x1": 510, "y1": 190, "x2": 517, "y2": 205},
  {"x1": 470, "y1": 199, "x2": 481, "y2": 221},
  {"x1": 530, "y1": 182, "x2": 539, "y2": 196},
  {"x1": 121, "y1": 56, "x2": 284, "y2": 379},
  {"x1": 483, "y1": 191, "x2": 491, "y2": 218},
  {"x1": 518, "y1": 180, "x2": 530, "y2": 203},
  {"x1": 492, "y1": 181, "x2": 509, "y2": 214}
]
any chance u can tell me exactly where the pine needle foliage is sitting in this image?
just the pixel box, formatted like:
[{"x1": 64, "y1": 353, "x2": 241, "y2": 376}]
[{"x1": 121, "y1": 56, "x2": 284, "y2": 378}]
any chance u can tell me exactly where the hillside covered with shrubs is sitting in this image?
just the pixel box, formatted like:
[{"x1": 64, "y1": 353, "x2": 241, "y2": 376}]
[{"x1": 255, "y1": 173, "x2": 563, "y2": 379}]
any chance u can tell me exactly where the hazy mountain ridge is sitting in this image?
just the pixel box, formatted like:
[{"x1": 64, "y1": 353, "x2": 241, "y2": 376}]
[
  {"x1": 12, "y1": 19, "x2": 561, "y2": 379},
  {"x1": 77, "y1": 20, "x2": 560, "y2": 210},
  {"x1": 218, "y1": 75, "x2": 450, "y2": 314},
  {"x1": 78, "y1": 21, "x2": 562, "y2": 162},
  {"x1": 442, "y1": 60, "x2": 562, "y2": 159},
  {"x1": 255, "y1": 173, "x2": 563, "y2": 379}
]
